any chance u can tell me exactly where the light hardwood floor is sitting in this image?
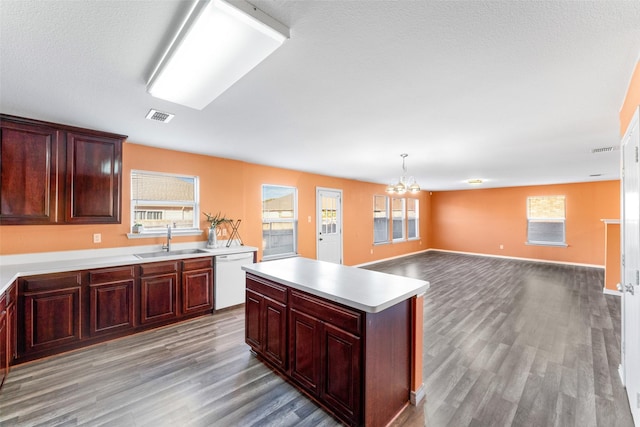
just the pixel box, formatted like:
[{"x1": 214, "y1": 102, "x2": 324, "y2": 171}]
[{"x1": 0, "y1": 251, "x2": 634, "y2": 426}]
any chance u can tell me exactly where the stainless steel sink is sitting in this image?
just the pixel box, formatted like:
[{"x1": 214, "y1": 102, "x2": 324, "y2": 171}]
[{"x1": 134, "y1": 248, "x2": 209, "y2": 259}]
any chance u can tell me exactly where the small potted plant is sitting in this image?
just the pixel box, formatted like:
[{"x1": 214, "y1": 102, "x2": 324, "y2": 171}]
[
  {"x1": 203, "y1": 212, "x2": 230, "y2": 248},
  {"x1": 132, "y1": 222, "x2": 144, "y2": 234}
]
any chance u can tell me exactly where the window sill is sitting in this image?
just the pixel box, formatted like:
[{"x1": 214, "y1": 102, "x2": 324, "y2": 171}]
[
  {"x1": 525, "y1": 242, "x2": 568, "y2": 247},
  {"x1": 127, "y1": 229, "x2": 204, "y2": 239}
]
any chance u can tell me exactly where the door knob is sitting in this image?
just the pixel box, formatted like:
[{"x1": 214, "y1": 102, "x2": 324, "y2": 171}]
[{"x1": 625, "y1": 284, "x2": 635, "y2": 295}]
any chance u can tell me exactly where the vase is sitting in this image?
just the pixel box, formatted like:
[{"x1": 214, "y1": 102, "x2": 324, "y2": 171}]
[{"x1": 207, "y1": 226, "x2": 218, "y2": 248}]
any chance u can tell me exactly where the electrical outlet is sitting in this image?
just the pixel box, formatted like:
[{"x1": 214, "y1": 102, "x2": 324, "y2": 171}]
[
  {"x1": 222, "y1": 228, "x2": 227, "y2": 236},
  {"x1": 93, "y1": 233, "x2": 101, "y2": 243},
  {"x1": 308, "y1": 215, "x2": 311, "y2": 223},
  {"x1": 370, "y1": 249, "x2": 374, "y2": 254},
  {"x1": 500, "y1": 244, "x2": 504, "y2": 250}
]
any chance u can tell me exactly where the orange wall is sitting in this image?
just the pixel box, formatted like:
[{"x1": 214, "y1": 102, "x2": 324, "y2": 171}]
[
  {"x1": 620, "y1": 60, "x2": 640, "y2": 134},
  {"x1": 604, "y1": 222, "x2": 621, "y2": 291},
  {"x1": 0, "y1": 143, "x2": 430, "y2": 265},
  {"x1": 430, "y1": 180, "x2": 620, "y2": 266}
]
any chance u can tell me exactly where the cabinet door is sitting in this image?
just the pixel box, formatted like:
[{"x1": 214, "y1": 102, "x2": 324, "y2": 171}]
[
  {"x1": 289, "y1": 309, "x2": 322, "y2": 396},
  {"x1": 65, "y1": 132, "x2": 122, "y2": 224},
  {"x1": 245, "y1": 289, "x2": 264, "y2": 351},
  {"x1": 322, "y1": 323, "x2": 361, "y2": 424},
  {"x1": 23, "y1": 287, "x2": 82, "y2": 354},
  {"x1": 140, "y1": 273, "x2": 178, "y2": 324},
  {"x1": 0, "y1": 300, "x2": 6, "y2": 388},
  {"x1": 264, "y1": 298, "x2": 287, "y2": 370},
  {"x1": 182, "y1": 268, "x2": 213, "y2": 315},
  {"x1": 0, "y1": 118, "x2": 61, "y2": 224},
  {"x1": 7, "y1": 303, "x2": 16, "y2": 365},
  {"x1": 89, "y1": 279, "x2": 135, "y2": 336}
]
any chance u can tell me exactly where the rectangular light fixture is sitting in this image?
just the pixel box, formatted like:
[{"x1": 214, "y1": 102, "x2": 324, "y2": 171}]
[{"x1": 147, "y1": 0, "x2": 289, "y2": 110}]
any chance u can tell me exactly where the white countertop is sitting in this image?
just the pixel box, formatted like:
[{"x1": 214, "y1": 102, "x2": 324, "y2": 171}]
[
  {"x1": 243, "y1": 257, "x2": 429, "y2": 313},
  {"x1": 0, "y1": 244, "x2": 257, "y2": 294}
]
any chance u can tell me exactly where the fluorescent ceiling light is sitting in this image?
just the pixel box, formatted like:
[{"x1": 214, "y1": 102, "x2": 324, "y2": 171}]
[{"x1": 147, "y1": 0, "x2": 289, "y2": 110}]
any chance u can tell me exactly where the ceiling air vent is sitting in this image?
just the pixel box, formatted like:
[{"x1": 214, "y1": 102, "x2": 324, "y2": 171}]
[
  {"x1": 145, "y1": 109, "x2": 175, "y2": 123},
  {"x1": 591, "y1": 146, "x2": 618, "y2": 154}
]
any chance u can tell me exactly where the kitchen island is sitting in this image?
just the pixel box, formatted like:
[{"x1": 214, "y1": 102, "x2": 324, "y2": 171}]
[{"x1": 243, "y1": 257, "x2": 429, "y2": 427}]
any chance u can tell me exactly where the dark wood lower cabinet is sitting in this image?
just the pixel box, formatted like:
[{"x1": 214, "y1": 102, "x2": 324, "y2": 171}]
[
  {"x1": 322, "y1": 323, "x2": 361, "y2": 423},
  {"x1": 20, "y1": 272, "x2": 83, "y2": 358},
  {"x1": 0, "y1": 294, "x2": 7, "y2": 388},
  {"x1": 245, "y1": 276, "x2": 288, "y2": 372},
  {"x1": 10, "y1": 255, "x2": 219, "y2": 368},
  {"x1": 182, "y1": 258, "x2": 213, "y2": 315},
  {"x1": 246, "y1": 273, "x2": 410, "y2": 427},
  {"x1": 290, "y1": 308, "x2": 322, "y2": 395},
  {"x1": 89, "y1": 266, "x2": 135, "y2": 336},
  {"x1": 140, "y1": 273, "x2": 179, "y2": 325}
]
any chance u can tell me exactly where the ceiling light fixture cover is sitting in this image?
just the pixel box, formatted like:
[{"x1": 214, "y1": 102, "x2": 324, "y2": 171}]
[
  {"x1": 147, "y1": 0, "x2": 289, "y2": 110},
  {"x1": 386, "y1": 154, "x2": 421, "y2": 195}
]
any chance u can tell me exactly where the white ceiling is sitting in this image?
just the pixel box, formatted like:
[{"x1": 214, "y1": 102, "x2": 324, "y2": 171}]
[{"x1": 1, "y1": 0, "x2": 639, "y2": 190}]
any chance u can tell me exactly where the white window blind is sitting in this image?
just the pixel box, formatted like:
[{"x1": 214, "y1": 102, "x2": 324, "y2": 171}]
[{"x1": 131, "y1": 170, "x2": 198, "y2": 232}]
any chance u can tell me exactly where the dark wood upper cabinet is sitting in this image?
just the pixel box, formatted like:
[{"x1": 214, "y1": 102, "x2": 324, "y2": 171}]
[
  {"x1": 65, "y1": 132, "x2": 122, "y2": 223},
  {"x1": 0, "y1": 114, "x2": 126, "y2": 225},
  {"x1": 0, "y1": 119, "x2": 62, "y2": 224}
]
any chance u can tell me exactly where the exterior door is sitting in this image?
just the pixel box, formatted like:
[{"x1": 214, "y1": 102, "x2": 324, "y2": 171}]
[
  {"x1": 622, "y1": 107, "x2": 640, "y2": 425},
  {"x1": 317, "y1": 188, "x2": 342, "y2": 264}
]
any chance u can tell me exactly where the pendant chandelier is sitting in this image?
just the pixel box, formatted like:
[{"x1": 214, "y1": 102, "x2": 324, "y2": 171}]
[{"x1": 386, "y1": 153, "x2": 421, "y2": 195}]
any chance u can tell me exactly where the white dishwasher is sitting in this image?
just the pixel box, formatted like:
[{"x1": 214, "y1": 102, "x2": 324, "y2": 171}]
[{"x1": 214, "y1": 252, "x2": 254, "y2": 309}]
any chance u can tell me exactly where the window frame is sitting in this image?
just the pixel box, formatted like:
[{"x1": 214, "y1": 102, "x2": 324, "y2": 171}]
[
  {"x1": 262, "y1": 184, "x2": 298, "y2": 260},
  {"x1": 373, "y1": 195, "x2": 390, "y2": 245},
  {"x1": 392, "y1": 197, "x2": 406, "y2": 242},
  {"x1": 526, "y1": 195, "x2": 567, "y2": 247},
  {"x1": 130, "y1": 170, "x2": 200, "y2": 236},
  {"x1": 407, "y1": 198, "x2": 420, "y2": 240}
]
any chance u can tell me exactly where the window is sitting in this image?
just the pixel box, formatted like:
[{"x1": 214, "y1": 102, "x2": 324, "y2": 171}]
[
  {"x1": 373, "y1": 195, "x2": 389, "y2": 244},
  {"x1": 527, "y1": 195, "x2": 566, "y2": 246},
  {"x1": 131, "y1": 170, "x2": 199, "y2": 232},
  {"x1": 407, "y1": 198, "x2": 419, "y2": 239},
  {"x1": 262, "y1": 185, "x2": 297, "y2": 258},
  {"x1": 392, "y1": 198, "x2": 406, "y2": 241}
]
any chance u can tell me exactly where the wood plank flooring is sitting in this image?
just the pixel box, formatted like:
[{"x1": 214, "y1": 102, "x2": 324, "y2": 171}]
[{"x1": 0, "y1": 251, "x2": 633, "y2": 426}]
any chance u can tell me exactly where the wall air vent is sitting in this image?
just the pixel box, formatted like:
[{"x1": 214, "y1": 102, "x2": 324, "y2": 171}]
[
  {"x1": 591, "y1": 146, "x2": 618, "y2": 154},
  {"x1": 145, "y1": 109, "x2": 175, "y2": 123}
]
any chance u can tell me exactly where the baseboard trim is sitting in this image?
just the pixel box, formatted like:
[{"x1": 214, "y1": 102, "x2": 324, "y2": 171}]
[
  {"x1": 353, "y1": 249, "x2": 430, "y2": 267},
  {"x1": 619, "y1": 364, "x2": 625, "y2": 386},
  {"x1": 410, "y1": 383, "x2": 426, "y2": 405},
  {"x1": 603, "y1": 287, "x2": 622, "y2": 297},
  {"x1": 355, "y1": 248, "x2": 604, "y2": 270},
  {"x1": 429, "y1": 249, "x2": 604, "y2": 269}
]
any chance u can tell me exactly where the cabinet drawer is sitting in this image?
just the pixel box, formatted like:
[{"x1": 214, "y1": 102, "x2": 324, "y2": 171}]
[
  {"x1": 182, "y1": 257, "x2": 213, "y2": 271},
  {"x1": 290, "y1": 290, "x2": 361, "y2": 336},
  {"x1": 140, "y1": 261, "x2": 178, "y2": 276},
  {"x1": 246, "y1": 275, "x2": 287, "y2": 304},
  {"x1": 89, "y1": 266, "x2": 135, "y2": 284},
  {"x1": 20, "y1": 272, "x2": 82, "y2": 292}
]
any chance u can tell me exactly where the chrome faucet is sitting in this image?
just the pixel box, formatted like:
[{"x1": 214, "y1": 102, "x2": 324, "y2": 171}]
[{"x1": 162, "y1": 224, "x2": 172, "y2": 252}]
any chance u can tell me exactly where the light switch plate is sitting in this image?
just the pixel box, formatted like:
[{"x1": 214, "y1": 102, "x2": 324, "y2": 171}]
[{"x1": 93, "y1": 233, "x2": 101, "y2": 243}]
